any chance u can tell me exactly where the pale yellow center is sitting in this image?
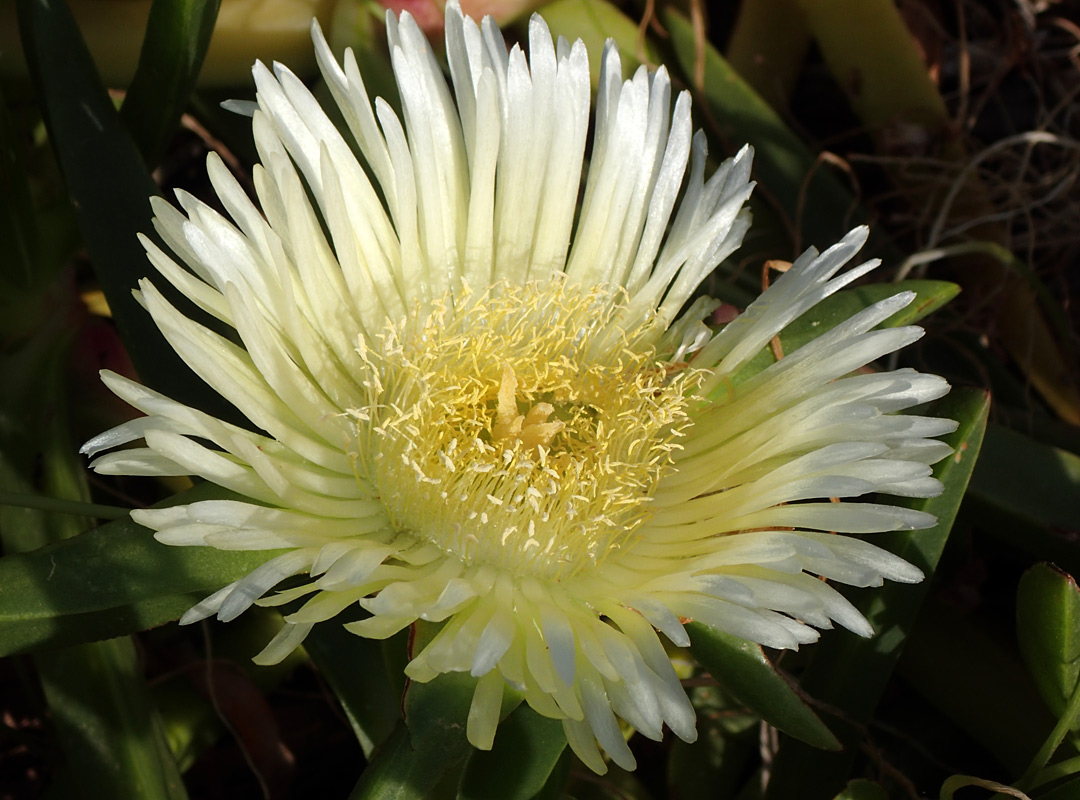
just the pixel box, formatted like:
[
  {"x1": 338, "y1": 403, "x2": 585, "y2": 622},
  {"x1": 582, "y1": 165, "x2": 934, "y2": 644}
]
[{"x1": 350, "y1": 282, "x2": 700, "y2": 579}]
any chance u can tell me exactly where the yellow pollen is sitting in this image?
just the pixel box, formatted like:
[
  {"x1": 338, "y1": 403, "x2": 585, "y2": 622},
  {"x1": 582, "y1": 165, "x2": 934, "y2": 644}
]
[{"x1": 350, "y1": 281, "x2": 702, "y2": 580}]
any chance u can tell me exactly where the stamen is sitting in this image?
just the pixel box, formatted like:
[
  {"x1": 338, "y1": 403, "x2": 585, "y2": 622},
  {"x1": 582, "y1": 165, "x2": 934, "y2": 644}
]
[{"x1": 350, "y1": 281, "x2": 703, "y2": 579}]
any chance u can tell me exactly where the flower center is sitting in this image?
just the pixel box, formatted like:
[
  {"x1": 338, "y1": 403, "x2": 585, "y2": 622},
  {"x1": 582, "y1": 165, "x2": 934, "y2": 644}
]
[{"x1": 350, "y1": 282, "x2": 700, "y2": 579}]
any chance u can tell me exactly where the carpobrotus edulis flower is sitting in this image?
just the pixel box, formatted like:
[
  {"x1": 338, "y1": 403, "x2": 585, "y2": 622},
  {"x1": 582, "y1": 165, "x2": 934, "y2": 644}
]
[{"x1": 83, "y1": 0, "x2": 956, "y2": 773}]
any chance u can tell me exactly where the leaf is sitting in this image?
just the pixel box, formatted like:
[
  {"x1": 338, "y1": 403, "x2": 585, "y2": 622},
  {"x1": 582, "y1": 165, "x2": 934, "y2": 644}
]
[
  {"x1": 530, "y1": 750, "x2": 571, "y2": 800},
  {"x1": 119, "y1": 0, "x2": 222, "y2": 165},
  {"x1": 833, "y1": 779, "x2": 889, "y2": 800},
  {"x1": 303, "y1": 619, "x2": 405, "y2": 758},
  {"x1": 726, "y1": 0, "x2": 811, "y2": 108},
  {"x1": 764, "y1": 387, "x2": 991, "y2": 800},
  {"x1": 457, "y1": 705, "x2": 567, "y2": 800},
  {"x1": 1031, "y1": 774, "x2": 1080, "y2": 800},
  {"x1": 964, "y1": 424, "x2": 1080, "y2": 580},
  {"x1": 793, "y1": 0, "x2": 948, "y2": 135},
  {"x1": 969, "y1": 425, "x2": 1080, "y2": 535},
  {"x1": 0, "y1": 319, "x2": 188, "y2": 799},
  {"x1": 15, "y1": 0, "x2": 240, "y2": 422},
  {"x1": 0, "y1": 83, "x2": 36, "y2": 289},
  {"x1": 668, "y1": 680, "x2": 759, "y2": 800},
  {"x1": 535, "y1": 0, "x2": 658, "y2": 87},
  {"x1": 347, "y1": 622, "x2": 478, "y2": 800},
  {"x1": 687, "y1": 623, "x2": 840, "y2": 750},
  {"x1": 1018, "y1": 564, "x2": 1080, "y2": 722},
  {"x1": 727, "y1": 279, "x2": 959, "y2": 390},
  {"x1": 0, "y1": 482, "x2": 284, "y2": 657},
  {"x1": 348, "y1": 674, "x2": 475, "y2": 800},
  {"x1": 898, "y1": 597, "x2": 1055, "y2": 777},
  {"x1": 348, "y1": 622, "x2": 529, "y2": 800},
  {"x1": 787, "y1": 279, "x2": 958, "y2": 347},
  {"x1": 38, "y1": 637, "x2": 189, "y2": 800}
]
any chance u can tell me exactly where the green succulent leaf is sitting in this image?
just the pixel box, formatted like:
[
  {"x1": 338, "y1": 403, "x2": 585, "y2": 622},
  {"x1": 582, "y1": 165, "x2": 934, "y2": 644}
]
[
  {"x1": 0, "y1": 84, "x2": 37, "y2": 289},
  {"x1": 833, "y1": 779, "x2": 889, "y2": 800},
  {"x1": 970, "y1": 425, "x2": 1080, "y2": 538},
  {"x1": 120, "y1": 0, "x2": 222, "y2": 165},
  {"x1": 726, "y1": 279, "x2": 959, "y2": 390},
  {"x1": 38, "y1": 637, "x2": 189, "y2": 800},
  {"x1": 457, "y1": 705, "x2": 567, "y2": 800},
  {"x1": 0, "y1": 483, "x2": 284, "y2": 658},
  {"x1": 15, "y1": 0, "x2": 239, "y2": 422},
  {"x1": 534, "y1": 0, "x2": 658, "y2": 86},
  {"x1": 1018, "y1": 563, "x2": 1080, "y2": 723},
  {"x1": 688, "y1": 623, "x2": 840, "y2": 751},
  {"x1": 303, "y1": 621, "x2": 405, "y2": 758},
  {"x1": 348, "y1": 671, "x2": 475, "y2": 800}
]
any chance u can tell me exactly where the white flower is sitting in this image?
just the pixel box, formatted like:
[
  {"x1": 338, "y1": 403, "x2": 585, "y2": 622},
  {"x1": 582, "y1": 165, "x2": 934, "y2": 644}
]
[{"x1": 83, "y1": 1, "x2": 955, "y2": 774}]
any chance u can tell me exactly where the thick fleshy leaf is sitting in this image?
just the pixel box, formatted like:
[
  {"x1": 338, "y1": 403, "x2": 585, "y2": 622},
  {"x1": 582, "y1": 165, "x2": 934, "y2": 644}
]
[
  {"x1": 458, "y1": 705, "x2": 567, "y2": 800},
  {"x1": 348, "y1": 622, "x2": 526, "y2": 799},
  {"x1": 1031, "y1": 774, "x2": 1080, "y2": 800},
  {"x1": 348, "y1": 674, "x2": 474, "y2": 800},
  {"x1": 667, "y1": 680, "x2": 758, "y2": 800},
  {"x1": 964, "y1": 424, "x2": 1080, "y2": 584},
  {"x1": 0, "y1": 84, "x2": 36, "y2": 289},
  {"x1": 537, "y1": 0, "x2": 657, "y2": 86},
  {"x1": 0, "y1": 483, "x2": 285, "y2": 657},
  {"x1": 687, "y1": 623, "x2": 839, "y2": 751},
  {"x1": 0, "y1": 319, "x2": 188, "y2": 799},
  {"x1": 119, "y1": 0, "x2": 221, "y2": 165},
  {"x1": 833, "y1": 779, "x2": 889, "y2": 800},
  {"x1": 764, "y1": 387, "x2": 990, "y2": 800},
  {"x1": 1018, "y1": 563, "x2": 1080, "y2": 721},
  {"x1": 304, "y1": 619, "x2": 405, "y2": 757},
  {"x1": 901, "y1": 596, "x2": 1055, "y2": 777},
  {"x1": 970, "y1": 424, "x2": 1080, "y2": 536},
  {"x1": 728, "y1": 279, "x2": 958, "y2": 389},
  {"x1": 15, "y1": 0, "x2": 239, "y2": 422},
  {"x1": 38, "y1": 638, "x2": 188, "y2": 800}
]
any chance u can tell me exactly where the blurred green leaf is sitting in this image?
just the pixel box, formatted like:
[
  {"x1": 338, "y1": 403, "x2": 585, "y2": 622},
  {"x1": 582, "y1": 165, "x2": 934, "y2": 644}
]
[
  {"x1": 0, "y1": 483, "x2": 284, "y2": 657},
  {"x1": 0, "y1": 320, "x2": 188, "y2": 800},
  {"x1": 0, "y1": 84, "x2": 36, "y2": 289},
  {"x1": 668, "y1": 681, "x2": 759, "y2": 800},
  {"x1": 1018, "y1": 564, "x2": 1080, "y2": 722},
  {"x1": 348, "y1": 672, "x2": 474, "y2": 800},
  {"x1": 688, "y1": 623, "x2": 839, "y2": 750},
  {"x1": 348, "y1": 621, "x2": 477, "y2": 799},
  {"x1": 564, "y1": 762, "x2": 653, "y2": 800},
  {"x1": 120, "y1": 0, "x2": 221, "y2": 165},
  {"x1": 349, "y1": 622, "x2": 532, "y2": 799},
  {"x1": 534, "y1": 0, "x2": 657, "y2": 87},
  {"x1": 786, "y1": 279, "x2": 958, "y2": 350},
  {"x1": 727, "y1": 279, "x2": 959, "y2": 390},
  {"x1": 458, "y1": 705, "x2": 566, "y2": 800},
  {"x1": 304, "y1": 619, "x2": 404, "y2": 758},
  {"x1": 530, "y1": 750, "x2": 571, "y2": 800},
  {"x1": 39, "y1": 638, "x2": 188, "y2": 800},
  {"x1": 965, "y1": 425, "x2": 1080, "y2": 581},
  {"x1": 16, "y1": 0, "x2": 239, "y2": 422},
  {"x1": 659, "y1": 8, "x2": 867, "y2": 251},
  {"x1": 1037, "y1": 776, "x2": 1080, "y2": 800},
  {"x1": 970, "y1": 425, "x2": 1080, "y2": 535},
  {"x1": 153, "y1": 678, "x2": 222, "y2": 773},
  {"x1": 833, "y1": 779, "x2": 889, "y2": 800},
  {"x1": 765, "y1": 387, "x2": 991, "y2": 800}
]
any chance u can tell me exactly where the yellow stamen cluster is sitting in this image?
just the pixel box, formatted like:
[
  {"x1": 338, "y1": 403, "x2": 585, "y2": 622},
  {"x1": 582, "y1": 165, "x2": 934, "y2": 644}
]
[{"x1": 350, "y1": 281, "x2": 701, "y2": 580}]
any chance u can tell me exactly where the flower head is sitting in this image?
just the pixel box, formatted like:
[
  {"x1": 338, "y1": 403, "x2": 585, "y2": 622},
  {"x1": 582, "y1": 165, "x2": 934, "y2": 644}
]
[{"x1": 84, "y1": 0, "x2": 955, "y2": 773}]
